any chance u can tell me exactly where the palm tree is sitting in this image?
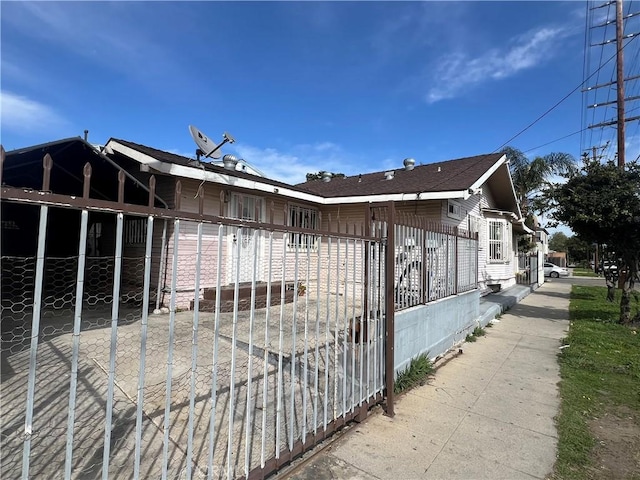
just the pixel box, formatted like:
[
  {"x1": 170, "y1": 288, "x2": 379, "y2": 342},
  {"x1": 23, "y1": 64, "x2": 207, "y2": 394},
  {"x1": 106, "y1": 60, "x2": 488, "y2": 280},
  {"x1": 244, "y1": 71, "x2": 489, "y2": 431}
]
[{"x1": 500, "y1": 146, "x2": 577, "y2": 220}]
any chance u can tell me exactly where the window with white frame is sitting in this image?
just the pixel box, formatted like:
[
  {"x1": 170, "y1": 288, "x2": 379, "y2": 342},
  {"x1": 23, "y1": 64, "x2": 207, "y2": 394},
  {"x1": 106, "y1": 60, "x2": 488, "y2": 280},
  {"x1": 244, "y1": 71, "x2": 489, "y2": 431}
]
[
  {"x1": 488, "y1": 219, "x2": 511, "y2": 262},
  {"x1": 287, "y1": 204, "x2": 319, "y2": 250},
  {"x1": 447, "y1": 200, "x2": 462, "y2": 220}
]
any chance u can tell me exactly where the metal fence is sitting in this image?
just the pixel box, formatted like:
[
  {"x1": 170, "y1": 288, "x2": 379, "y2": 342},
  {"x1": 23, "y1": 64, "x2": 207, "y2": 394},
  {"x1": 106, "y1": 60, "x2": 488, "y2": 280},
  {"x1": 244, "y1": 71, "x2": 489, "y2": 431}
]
[
  {"x1": 0, "y1": 152, "x2": 388, "y2": 479},
  {"x1": 385, "y1": 211, "x2": 479, "y2": 311}
]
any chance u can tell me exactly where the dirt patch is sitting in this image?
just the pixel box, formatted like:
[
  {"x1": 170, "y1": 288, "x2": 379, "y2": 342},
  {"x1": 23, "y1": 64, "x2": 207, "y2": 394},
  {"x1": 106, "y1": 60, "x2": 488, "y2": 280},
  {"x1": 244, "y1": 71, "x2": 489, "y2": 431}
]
[{"x1": 587, "y1": 406, "x2": 640, "y2": 479}]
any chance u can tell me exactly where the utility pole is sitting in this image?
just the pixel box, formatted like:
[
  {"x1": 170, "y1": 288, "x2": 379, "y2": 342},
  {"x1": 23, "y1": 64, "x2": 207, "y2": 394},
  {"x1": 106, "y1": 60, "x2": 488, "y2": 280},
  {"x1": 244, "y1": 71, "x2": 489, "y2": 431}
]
[
  {"x1": 616, "y1": 0, "x2": 626, "y2": 168},
  {"x1": 584, "y1": 0, "x2": 640, "y2": 163}
]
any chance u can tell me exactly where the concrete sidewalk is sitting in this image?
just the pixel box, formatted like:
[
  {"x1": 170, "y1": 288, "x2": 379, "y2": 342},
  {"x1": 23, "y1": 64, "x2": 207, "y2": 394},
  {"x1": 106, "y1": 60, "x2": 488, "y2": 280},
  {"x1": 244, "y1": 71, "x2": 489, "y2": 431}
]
[{"x1": 279, "y1": 282, "x2": 571, "y2": 480}]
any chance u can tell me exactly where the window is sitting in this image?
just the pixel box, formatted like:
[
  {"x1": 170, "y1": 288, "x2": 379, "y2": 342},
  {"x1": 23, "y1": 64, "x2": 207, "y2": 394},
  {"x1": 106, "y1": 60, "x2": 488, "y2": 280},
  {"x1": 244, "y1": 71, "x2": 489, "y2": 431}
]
[
  {"x1": 447, "y1": 200, "x2": 462, "y2": 220},
  {"x1": 287, "y1": 205, "x2": 319, "y2": 250},
  {"x1": 488, "y1": 220, "x2": 511, "y2": 262},
  {"x1": 125, "y1": 218, "x2": 147, "y2": 245}
]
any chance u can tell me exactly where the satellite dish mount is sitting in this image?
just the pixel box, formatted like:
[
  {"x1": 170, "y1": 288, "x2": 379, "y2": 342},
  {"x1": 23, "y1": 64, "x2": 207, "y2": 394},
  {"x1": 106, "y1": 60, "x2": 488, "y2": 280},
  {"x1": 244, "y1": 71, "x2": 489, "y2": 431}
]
[{"x1": 189, "y1": 125, "x2": 236, "y2": 161}]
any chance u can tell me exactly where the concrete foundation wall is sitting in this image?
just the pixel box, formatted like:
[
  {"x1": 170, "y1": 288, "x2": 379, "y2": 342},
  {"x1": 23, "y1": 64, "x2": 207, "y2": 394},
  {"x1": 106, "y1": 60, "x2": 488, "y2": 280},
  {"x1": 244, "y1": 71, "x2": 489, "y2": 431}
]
[{"x1": 394, "y1": 289, "x2": 480, "y2": 375}]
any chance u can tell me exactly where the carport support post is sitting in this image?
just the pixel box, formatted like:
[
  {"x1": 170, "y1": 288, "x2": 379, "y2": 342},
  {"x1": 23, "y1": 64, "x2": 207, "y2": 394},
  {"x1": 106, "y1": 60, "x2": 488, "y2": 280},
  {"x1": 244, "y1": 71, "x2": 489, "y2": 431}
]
[{"x1": 384, "y1": 201, "x2": 396, "y2": 417}]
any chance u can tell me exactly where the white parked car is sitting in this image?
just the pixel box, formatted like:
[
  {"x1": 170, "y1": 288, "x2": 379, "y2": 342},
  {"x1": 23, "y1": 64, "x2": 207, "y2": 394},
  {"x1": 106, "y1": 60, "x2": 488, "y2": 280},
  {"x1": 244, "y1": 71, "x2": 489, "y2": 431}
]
[{"x1": 544, "y1": 263, "x2": 569, "y2": 278}]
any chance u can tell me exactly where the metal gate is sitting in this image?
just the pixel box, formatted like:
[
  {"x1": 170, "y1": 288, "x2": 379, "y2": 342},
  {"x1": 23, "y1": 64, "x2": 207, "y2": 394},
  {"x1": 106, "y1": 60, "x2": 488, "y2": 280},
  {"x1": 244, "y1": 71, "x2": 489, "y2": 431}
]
[
  {"x1": 0, "y1": 150, "x2": 389, "y2": 479},
  {"x1": 517, "y1": 253, "x2": 539, "y2": 286}
]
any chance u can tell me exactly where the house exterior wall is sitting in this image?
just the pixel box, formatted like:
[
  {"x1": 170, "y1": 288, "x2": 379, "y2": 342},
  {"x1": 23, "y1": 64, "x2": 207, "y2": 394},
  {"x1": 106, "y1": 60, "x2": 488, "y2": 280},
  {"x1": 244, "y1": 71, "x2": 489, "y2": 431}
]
[
  {"x1": 154, "y1": 178, "x2": 333, "y2": 309},
  {"x1": 476, "y1": 181, "x2": 518, "y2": 292}
]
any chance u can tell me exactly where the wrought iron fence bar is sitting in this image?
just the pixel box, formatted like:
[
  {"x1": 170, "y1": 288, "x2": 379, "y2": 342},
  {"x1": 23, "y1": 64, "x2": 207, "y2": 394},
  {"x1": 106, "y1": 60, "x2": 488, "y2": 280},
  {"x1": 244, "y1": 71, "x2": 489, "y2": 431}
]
[
  {"x1": 244, "y1": 227, "x2": 259, "y2": 477},
  {"x1": 227, "y1": 226, "x2": 242, "y2": 480},
  {"x1": 313, "y1": 236, "x2": 321, "y2": 436},
  {"x1": 161, "y1": 218, "x2": 181, "y2": 480},
  {"x1": 185, "y1": 220, "x2": 203, "y2": 480},
  {"x1": 21, "y1": 203, "x2": 48, "y2": 480},
  {"x1": 333, "y1": 237, "x2": 340, "y2": 420},
  {"x1": 133, "y1": 215, "x2": 155, "y2": 478},
  {"x1": 342, "y1": 237, "x2": 349, "y2": 418},
  {"x1": 301, "y1": 239, "x2": 311, "y2": 444},
  {"x1": 350, "y1": 237, "x2": 357, "y2": 411},
  {"x1": 358, "y1": 239, "x2": 365, "y2": 406},
  {"x1": 275, "y1": 235, "x2": 287, "y2": 459},
  {"x1": 260, "y1": 230, "x2": 274, "y2": 468},
  {"x1": 64, "y1": 208, "x2": 89, "y2": 479},
  {"x1": 206, "y1": 224, "x2": 224, "y2": 480},
  {"x1": 323, "y1": 236, "x2": 332, "y2": 431},
  {"x1": 384, "y1": 201, "x2": 395, "y2": 416},
  {"x1": 288, "y1": 235, "x2": 299, "y2": 451},
  {"x1": 102, "y1": 212, "x2": 124, "y2": 480}
]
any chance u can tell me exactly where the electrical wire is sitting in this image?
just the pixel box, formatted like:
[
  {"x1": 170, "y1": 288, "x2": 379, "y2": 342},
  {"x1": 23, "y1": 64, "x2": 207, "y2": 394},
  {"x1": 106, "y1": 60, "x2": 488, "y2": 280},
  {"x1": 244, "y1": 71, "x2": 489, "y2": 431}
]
[
  {"x1": 493, "y1": 30, "x2": 639, "y2": 154},
  {"x1": 523, "y1": 128, "x2": 587, "y2": 153}
]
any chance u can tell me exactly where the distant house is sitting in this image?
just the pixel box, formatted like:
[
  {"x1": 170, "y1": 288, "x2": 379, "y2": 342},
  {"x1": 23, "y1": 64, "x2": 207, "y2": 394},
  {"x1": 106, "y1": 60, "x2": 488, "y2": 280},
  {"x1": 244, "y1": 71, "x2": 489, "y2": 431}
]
[{"x1": 547, "y1": 251, "x2": 567, "y2": 267}]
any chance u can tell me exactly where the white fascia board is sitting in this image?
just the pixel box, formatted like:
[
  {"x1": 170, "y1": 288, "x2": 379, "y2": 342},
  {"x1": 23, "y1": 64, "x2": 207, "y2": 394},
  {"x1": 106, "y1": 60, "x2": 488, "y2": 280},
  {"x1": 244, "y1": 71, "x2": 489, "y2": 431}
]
[
  {"x1": 106, "y1": 140, "x2": 470, "y2": 206},
  {"x1": 469, "y1": 154, "x2": 507, "y2": 192},
  {"x1": 470, "y1": 154, "x2": 523, "y2": 219},
  {"x1": 107, "y1": 140, "x2": 323, "y2": 204}
]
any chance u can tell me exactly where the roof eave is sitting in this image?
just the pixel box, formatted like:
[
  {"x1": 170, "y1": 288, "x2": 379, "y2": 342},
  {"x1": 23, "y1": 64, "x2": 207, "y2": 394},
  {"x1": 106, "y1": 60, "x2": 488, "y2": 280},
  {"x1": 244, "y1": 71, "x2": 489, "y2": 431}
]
[{"x1": 105, "y1": 139, "x2": 325, "y2": 204}]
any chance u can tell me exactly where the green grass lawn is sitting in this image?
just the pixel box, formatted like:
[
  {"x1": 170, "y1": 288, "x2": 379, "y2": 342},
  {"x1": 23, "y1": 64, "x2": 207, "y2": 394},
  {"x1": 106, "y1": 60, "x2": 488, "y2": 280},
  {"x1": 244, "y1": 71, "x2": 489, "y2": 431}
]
[
  {"x1": 554, "y1": 285, "x2": 640, "y2": 479},
  {"x1": 572, "y1": 268, "x2": 598, "y2": 277}
]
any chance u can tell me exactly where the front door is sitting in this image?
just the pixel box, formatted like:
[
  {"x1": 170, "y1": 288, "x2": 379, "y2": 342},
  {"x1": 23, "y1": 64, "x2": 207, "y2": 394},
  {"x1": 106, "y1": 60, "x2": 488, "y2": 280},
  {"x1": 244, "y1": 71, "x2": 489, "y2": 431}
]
[{"x1": 228, "y1": 193, "x2": 264, "y2": 284}]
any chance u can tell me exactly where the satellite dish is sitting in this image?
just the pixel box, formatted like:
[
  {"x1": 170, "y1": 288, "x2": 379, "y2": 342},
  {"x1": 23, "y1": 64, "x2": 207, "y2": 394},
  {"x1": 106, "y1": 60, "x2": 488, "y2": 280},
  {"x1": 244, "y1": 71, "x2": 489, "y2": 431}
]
[{"x1": 189, "y1": 125, "x2": 222, "y2": 159}]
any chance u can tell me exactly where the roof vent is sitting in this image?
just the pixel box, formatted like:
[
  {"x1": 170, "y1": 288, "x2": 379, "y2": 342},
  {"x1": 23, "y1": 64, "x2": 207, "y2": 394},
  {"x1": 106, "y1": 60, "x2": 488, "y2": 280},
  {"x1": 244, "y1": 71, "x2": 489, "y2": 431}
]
[
  {"x1": 403, "y1": 157, "x2": 415, "y2": 171},
  {"x1": 384, "y1": 170, "x2": 395, "y2": 180},
  {"x1": 222, "y1": 154, "x2": 238, "y2": 171},
  {"x1": 437, "y1": 166, "x2": 441, "y2": 172},
  {"x1": 321, "y1": 171, "x2": 332, "y2": 182}
]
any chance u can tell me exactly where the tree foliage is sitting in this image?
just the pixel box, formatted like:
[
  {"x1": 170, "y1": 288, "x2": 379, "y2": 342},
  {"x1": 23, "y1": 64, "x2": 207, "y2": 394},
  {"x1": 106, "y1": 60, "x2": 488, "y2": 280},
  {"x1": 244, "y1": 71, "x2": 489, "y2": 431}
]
[
  {"x1": 549, "y1": 159, "x2": 640, "y2": 324},
  {"x1": 548, "y1": 231, "x2": 568, "y2": 252},
  {"x1": 500, "y1": 146, "x2": 577, "y2": 218},
  {"x1": 565, "y1": 235, "x2": 591, "y2": 264},
  {"x1": 305, "y1": 171, "x2": 345, "y2": 181}
]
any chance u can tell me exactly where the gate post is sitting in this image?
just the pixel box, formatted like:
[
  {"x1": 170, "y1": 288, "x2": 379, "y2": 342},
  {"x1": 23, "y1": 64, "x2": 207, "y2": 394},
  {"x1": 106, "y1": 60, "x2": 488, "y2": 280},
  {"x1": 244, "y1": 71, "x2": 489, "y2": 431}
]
[{"x1": 384, "y1": 201, "x2": 396, "y2": 417}]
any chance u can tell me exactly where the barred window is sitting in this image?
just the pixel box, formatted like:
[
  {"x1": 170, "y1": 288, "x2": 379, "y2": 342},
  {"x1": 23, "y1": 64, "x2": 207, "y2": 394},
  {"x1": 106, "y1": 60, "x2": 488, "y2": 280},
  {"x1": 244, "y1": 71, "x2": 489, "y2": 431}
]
[
  {"x1": 125, "y1": 218, "x2": 147, "y2": 245},
  {"x1": 287, "y1": 205, "x2": 319, "y2": 250},
  {"x1": 488, "y1": 219, "x2": 511, "y2": 262}
]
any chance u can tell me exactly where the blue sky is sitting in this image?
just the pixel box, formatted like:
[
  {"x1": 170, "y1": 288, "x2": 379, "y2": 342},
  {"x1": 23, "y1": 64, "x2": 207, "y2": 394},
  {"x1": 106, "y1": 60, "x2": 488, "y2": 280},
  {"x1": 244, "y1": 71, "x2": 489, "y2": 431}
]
[{"x1": 1, "y1": 0, "x2": 638, "y2": 201}]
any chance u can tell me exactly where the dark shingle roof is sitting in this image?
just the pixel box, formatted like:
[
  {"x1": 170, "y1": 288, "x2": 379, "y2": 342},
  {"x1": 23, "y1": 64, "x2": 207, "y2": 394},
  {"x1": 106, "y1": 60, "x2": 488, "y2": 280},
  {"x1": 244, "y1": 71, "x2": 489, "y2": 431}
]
[
  {"x1": 297, "y1": 154, "x2": 504, "y2": 197},
  {"x1": 110, "y1": 139, "x2": 504, "y2": 200},
  {"x1": 109, "y1": 139, "x2": 318, "y2": 195}
]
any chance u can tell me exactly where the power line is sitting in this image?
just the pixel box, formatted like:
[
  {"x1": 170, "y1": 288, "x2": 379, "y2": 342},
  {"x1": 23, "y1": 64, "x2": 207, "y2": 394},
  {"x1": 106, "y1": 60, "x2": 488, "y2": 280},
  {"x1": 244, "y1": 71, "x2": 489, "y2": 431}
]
[
  {"x1": 522, "y1": 128, "x2": 587, "y2": 153},
  {"x1": 493, "y1": 32, "x2": 639, "y2": 153}
]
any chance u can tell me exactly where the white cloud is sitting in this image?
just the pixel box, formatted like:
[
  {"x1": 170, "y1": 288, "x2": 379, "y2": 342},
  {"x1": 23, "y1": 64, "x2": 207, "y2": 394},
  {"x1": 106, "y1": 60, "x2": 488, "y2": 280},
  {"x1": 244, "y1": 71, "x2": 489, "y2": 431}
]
[
  {"x1": 0, "y1": 91, "x2": 68, "y2": 133},
  {"x1": 426, "y1": 27, "x2": 563, "y2": 103}
]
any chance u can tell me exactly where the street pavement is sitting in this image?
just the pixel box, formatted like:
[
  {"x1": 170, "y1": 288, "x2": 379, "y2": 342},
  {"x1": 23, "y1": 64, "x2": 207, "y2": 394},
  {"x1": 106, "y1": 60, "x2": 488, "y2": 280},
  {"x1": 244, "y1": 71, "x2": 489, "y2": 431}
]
[{"x1": 275, "y1": 281, "x2": 571, "y2": 480}]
